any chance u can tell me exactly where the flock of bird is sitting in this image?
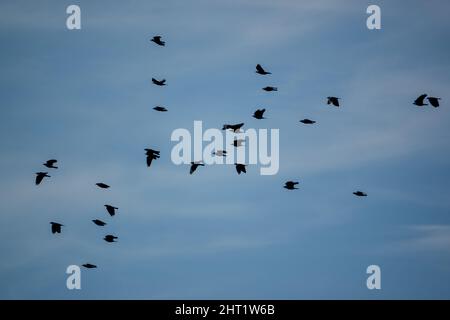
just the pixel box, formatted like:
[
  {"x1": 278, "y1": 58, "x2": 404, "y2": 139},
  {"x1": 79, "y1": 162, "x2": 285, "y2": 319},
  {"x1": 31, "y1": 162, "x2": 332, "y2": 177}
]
[
  {"x1": 36, "y1": 160, "x2": 119, "y2": 269},
  {"x1": 34, "y1": 35, "x2": 442, "y2": 270}
]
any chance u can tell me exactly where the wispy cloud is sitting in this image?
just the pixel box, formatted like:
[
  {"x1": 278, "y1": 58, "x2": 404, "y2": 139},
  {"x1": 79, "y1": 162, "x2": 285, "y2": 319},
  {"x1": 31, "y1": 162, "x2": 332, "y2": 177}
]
[{"x1": 403, "y1": 225, "x2": 450, "y2": 252}]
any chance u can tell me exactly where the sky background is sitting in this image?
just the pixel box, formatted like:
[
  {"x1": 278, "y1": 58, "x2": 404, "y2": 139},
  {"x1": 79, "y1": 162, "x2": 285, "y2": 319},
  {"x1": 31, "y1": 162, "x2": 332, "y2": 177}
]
[{"x1": 0, "y1": 0, "x2": 450, "y2": 299}]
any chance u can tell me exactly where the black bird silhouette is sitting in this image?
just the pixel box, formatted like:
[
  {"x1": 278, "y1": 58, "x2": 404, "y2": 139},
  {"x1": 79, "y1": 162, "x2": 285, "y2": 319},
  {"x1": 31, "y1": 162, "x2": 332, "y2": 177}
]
[
  {"x1": 299, "y1": 119, "x2": 316, "y2": 124},
  {"x1": 43, "y1": 159, "x2": 58, "y2": 169},
  {"x1": 190, "y1": 161, "x2": 205, "y2": 175},
  {"x1": 413, "y1": 94, "x2": 428, "y2": 106},
  {"x1": 151, "y1": 36, "x2": 165, "y2": 46},
  {"x1": 145, "y1": 148, "x2": 160, "y2": 167},
  {"x1": 82, "y1": 263, "x2": 97, "y2": 269},
  {"x1": 256, "y1": 64, "x2": 271, "y2": 75},
  {"x1": 222, "y1": 123, "x2": 244, "y2": 132},
  {"x1": 50, "y1": 222, "x2": 63, "y2": 234},
  {"x1": 152, "y1": 78, "x2": 166, "y2": 86},
  {"x1": 428, "y1": 97, "x2": 441, "y2": 108},
  {"x1": 35, "y1": 172, "x2": 50, "y2": 185},
  {"x1": 212, "y1": 150, "x2": 227, "y2": 157},
  {"x1": 96, "y1": 183, "x2": 110, "y2": 189},
  {"x1": 104, "y1": 235, "x2": 118, "y2": 243},
  {"x1": 92, "y1": 219, "x2": 107, "y2": 226},
  {"x1": 253, "y1": 109, "x2": 266, "y2": 119},
  {"x1": 104, "y1": 205, "x2": 118, "y2": 217},
  {"x1": 284, "y1": 181, "x2": 299, "y2": 190},
  {"x1": 327, "y1": 97, "x2": 340, "y2": 107},
  {"x1": 353, "y1": 191, "x2": 367, "y2": 197},
  {"x1": 153, "y1": 106, "x2": 168, "y2": 112},
  {"x1": 263, "y1": 86, "x2": 277, "y2": 92},
  {"x1": 235, "y1": 163, "x2": 246, "y2": 175}
]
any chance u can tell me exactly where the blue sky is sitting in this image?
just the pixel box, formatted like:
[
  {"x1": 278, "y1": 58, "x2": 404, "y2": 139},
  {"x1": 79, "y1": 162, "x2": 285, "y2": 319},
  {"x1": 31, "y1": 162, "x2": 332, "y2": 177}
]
[{"x1": 1, "y1": 0, "x2": 450, "y2": 299}]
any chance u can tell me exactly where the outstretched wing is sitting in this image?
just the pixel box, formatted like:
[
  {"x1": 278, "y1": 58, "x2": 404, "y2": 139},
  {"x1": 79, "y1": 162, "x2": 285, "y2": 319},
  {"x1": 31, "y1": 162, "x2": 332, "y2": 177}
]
[
  {"x1": 428, "y1": 97, "x2": 440, "y2": 107},
  {"x1": 256, "y1": 64, "x2": 265, "y2": 73},
  {"x1": 106, "y1": 206, "x2": 115, "y2": 216},
  {"x1": 36, "y1": 174, "x2": 44, "y2": 185},
  {"x1": 234, "y1": 123, "x2": 244, "y2": 130},
  {"x1": 146, "y1": 155, "x2": 153, "y2": 167},
  {"x1": 415, "y1": 94, "x2": 427, "y2": 105},
  {"x1": 51, "y1": 224, "x2": 59, "y2": 234}
]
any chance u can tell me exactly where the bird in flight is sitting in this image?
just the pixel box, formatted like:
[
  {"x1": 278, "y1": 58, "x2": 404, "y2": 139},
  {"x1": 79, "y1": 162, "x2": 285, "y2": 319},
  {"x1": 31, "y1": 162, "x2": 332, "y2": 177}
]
[
  {"x1": 255, "y1": 64, "x2": 271, "y2": 75},
  {"x1": 253, "y1": 109, "x2": 266, "y2": 119},
  {"x1": 104, "y1": 235, "x2": 118, "y2": 243},
  {"x1": 153, "y1": 106, "x2": 168, "y2": 112},
  {"x1": 428, "y1": 96, "x2": 441, "y2": 108},
  {"x1": 299, "y1": 119, "x2": 316, "y2": 125},
  {"x1": 50, "y1": 222, "x2": 63, "y2": 234},
  {"x1": 152, "y1": 78, "x2": 166, "y2": 86},
  {"x1": 284, "y1": 181, "x2": 299, "y2": 190},
  {"x1": 353, "y1": 191, "x2": 367, "y2": 197},
  {"x1": 92, "y1": 219, "x2": 107, "y2": 226},
  {"x1": 232, "y1": 139, "x2": 245, "y2": 147},
  {"x1": 235, "y1": 163, "x2": 247, "y2": 175},
  {"x1": 413, "y1": 94, "x2": 428, "y2": 106},
  {"x1": 262, "y1": 86, "x2": 277, "y2": 92},
  {"x1": 222, "y1": 123, "x2": 244, "y2": 132},
  {"x1": 96, "y1": 183, "x2": 110, "y2": 189},
  {"x1": 327, "y1": 97, "x2": 340, "y2": 107},
  {"x1": 145, "y1": 148, "x2": 160, "y2": 167},
  {"x1": 151, "y1": 36, "x2": 165, "y2": 46},
  {"x1": 212, "y1": 150, "x2": 227, "y2": 157},
  {"x1": 82, "y1": 263, "x2": 97, "y2": 269},
  {"x1": 104, "y1": 205, "x2": 118, "y2": 217},
  {"x1": 190, "y1": 161, "x2": 205, "y2": 175},
  {"x1": 43, "y1": 159, "x2": 58, "y2": 169},
  {"x1": 35, "y1": 172, "x2": 50, "y2": 185}
]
